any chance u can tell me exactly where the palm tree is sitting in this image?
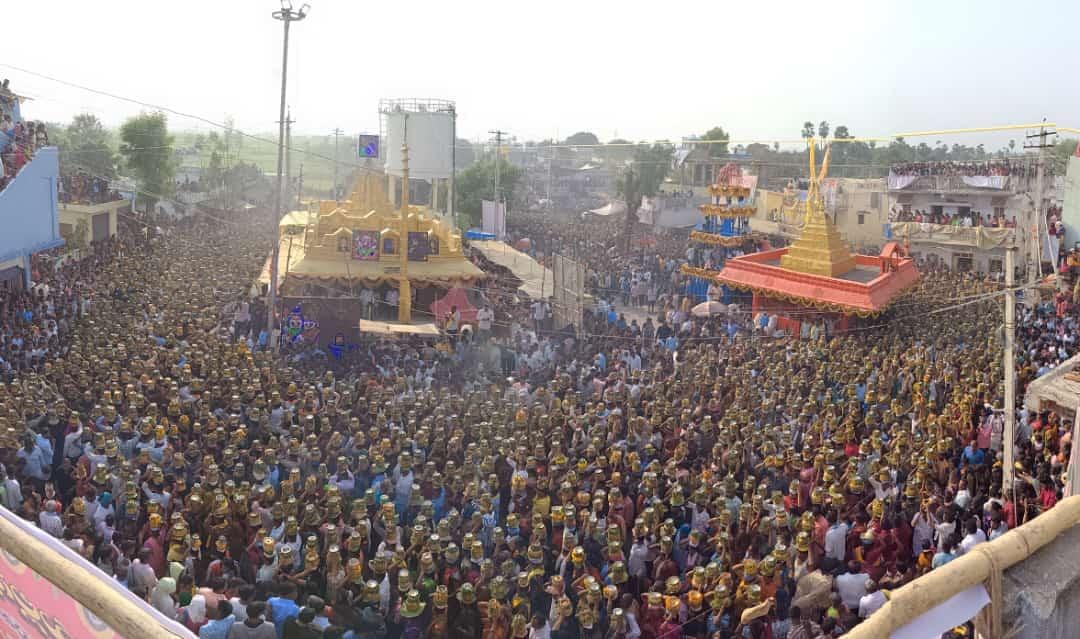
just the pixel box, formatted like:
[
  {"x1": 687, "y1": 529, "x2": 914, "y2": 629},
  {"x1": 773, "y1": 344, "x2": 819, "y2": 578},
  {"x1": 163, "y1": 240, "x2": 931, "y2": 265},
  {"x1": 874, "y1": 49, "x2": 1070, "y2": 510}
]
[
  {"x1": 773, "y1": 141, "x2": 780, "y2": 153},
  {"x1": 801, "y1": 122, "x2": 815, "y2": 139},
  {"x1": 818, "y1": 121, "x2": 830, "y2": 140}
]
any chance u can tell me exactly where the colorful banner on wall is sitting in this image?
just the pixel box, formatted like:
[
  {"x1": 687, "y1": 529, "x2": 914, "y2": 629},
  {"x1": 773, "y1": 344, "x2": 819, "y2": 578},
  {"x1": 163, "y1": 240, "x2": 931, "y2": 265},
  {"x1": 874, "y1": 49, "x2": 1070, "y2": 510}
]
[
  {"x1": 352, "y1": 230, "x2": 379, "y2": 261},
  {"x1": 407, "y1": 232, "x2": 430, "y2": 261},
  {"x1": 0, "y1": 548, "x2": 121, "y2": 639},
  {"x1": 0, "y1": 507, "x2": 193, "y2": 639}
]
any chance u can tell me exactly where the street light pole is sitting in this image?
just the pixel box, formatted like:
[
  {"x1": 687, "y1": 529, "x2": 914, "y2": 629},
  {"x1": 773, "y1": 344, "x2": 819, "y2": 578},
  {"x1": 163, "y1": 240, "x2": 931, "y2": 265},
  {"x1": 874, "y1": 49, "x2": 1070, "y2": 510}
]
[
  {"x1": 266, "y1": 0, "x2": 308, "y2": 352},
  {"x1": 332, "y1": 127, "x2": 343, "y2": 200}
]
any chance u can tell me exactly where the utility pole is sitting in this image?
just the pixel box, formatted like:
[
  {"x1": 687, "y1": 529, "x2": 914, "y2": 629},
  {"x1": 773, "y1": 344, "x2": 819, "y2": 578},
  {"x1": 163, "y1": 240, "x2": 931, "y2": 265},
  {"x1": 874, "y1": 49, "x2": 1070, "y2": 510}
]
[
  {"x1": 266, "y1": 0, "x2": 308, "y2": 352},
  {"x1": 547, "y1": 147, "x2": 553, "y2": 205},
  {"x1": 490, "y1": 130, "x2": 508, "y2": 237},
  {"x1": 622, "y1": 165, "x2": 638, "y2": 253},
  {"x1": 332, "y1": 127, "x2": 343, "y2": 200},
  {"x1": 284, "y1": 110, "x2": 294, "y2": 212},
  {"x1": 398, "y1": 134, "x2": 412, "y2": 323},
  {"x1": 296, "y1": 163, "x2": 304, "y2": 210},
  {"x1": 1024, "y1": 121, "x2": 1056, "y2": 290},
  {"x1": 450, "y1": 107, "x2": 457, "y2": 225},
  {"x1": 223, "y1": 121, "x2": 230, "y2": 211},
  {"x1": 1002, "y1": 245, "x2": 1017, "y2": 497}
]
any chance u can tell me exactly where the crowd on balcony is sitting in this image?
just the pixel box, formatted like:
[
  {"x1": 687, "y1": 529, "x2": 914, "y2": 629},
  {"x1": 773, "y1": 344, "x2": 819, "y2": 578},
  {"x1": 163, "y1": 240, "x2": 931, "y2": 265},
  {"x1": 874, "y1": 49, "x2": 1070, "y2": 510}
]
[
  {"x1": 890, "y1": 206, "x2": 1016, "y2": 229},
  {"x1": 59, "y1": 171, "x2": 119, "y2": 205},
  {"x1": 890, "y1": 159, "x2": 1033, "y2": 178},
  {"x1": 1, "y1": 80, "x2": 50, "y2": 193}
]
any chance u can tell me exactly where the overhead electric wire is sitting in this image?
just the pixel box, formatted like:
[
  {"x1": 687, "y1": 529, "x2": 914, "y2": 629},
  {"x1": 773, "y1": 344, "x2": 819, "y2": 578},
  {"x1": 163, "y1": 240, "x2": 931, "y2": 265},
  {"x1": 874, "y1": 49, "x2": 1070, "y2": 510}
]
[{"x1": 7, "y1": 63, "x2": 1077, "y2": 159}]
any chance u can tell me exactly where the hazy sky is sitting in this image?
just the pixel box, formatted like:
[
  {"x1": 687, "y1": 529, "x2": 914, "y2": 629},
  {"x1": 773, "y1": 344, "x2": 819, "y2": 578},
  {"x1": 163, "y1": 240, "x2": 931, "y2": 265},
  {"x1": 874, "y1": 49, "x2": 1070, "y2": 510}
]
[{"x1": 3, "y1": 0, "x2": 1078, "y2": 151}]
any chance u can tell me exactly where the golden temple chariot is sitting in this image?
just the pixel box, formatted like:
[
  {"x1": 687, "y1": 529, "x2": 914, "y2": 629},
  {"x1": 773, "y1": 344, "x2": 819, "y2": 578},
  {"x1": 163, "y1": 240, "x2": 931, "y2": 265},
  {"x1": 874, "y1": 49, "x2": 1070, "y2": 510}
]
[
  {"x1": 262, "y1": 156, "x2": 484, "y2": 323},
  {"x1": 778, "y1": 143, "x2": 857, "y2": 277}
]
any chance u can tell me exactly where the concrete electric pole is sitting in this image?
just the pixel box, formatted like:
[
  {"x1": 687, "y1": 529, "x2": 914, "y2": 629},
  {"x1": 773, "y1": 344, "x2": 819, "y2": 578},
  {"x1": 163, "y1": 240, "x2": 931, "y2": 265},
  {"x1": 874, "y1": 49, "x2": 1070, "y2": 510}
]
[
  {"x1": 1003, "y1": 245, "x2": 1017, "y2": 496},
  {"x1": 266, "y1": 0, "x2": 308, "y2": 351},
  {"x1": 489, "y1": 130, "x2": 508, "y2": 236},
  {"x1": 1024, "y1": 121, "x2": 1056, "y2": 289},
  {"x1": 332, "y1": 127, "x2": 343, "y2": 200}
]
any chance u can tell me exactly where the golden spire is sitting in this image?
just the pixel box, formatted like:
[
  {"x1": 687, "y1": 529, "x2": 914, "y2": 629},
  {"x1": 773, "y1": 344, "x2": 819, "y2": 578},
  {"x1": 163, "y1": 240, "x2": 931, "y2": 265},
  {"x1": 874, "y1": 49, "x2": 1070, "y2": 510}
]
[{"x1": 779, "y1": 140, "x2": 856, "y2": 277}]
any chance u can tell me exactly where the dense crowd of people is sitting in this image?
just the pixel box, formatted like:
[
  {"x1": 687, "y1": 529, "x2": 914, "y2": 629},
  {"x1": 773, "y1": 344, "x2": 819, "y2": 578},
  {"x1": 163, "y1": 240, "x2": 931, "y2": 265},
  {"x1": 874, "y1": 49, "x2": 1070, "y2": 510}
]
[
  {"x1": 0, "y1": 199, "x2": 1073, "y2": 639},
  {"x1": 890, "y1": 159, "x2": 1035, "y2": 178},
  {"x1": 1, "y1": 80, "x2": 49, "y2": 192}
]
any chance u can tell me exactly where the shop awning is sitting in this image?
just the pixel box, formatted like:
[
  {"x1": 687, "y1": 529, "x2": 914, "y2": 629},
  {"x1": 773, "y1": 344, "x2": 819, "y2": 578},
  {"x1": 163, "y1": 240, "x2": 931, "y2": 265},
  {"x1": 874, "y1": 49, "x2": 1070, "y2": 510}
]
[{"x1": 470, "y1": 240, "x2": 553, "y2": 299}]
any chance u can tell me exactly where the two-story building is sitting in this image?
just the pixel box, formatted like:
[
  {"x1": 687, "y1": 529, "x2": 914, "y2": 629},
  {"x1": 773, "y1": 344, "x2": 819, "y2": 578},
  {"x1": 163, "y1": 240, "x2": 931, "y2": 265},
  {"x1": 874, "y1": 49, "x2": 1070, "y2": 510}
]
[
  {"x1": 751, "y1": 177, "x2": 890, "y2": 254},
  {"x1": 0, "y1": 147, "x2": 65, "y2": 291},
  {"x1": 885, "y1": 166, "x2": 1036, "y2": 273},
  {"x1": 58, "y1": 198, "x2": 129, "y2": 248}
]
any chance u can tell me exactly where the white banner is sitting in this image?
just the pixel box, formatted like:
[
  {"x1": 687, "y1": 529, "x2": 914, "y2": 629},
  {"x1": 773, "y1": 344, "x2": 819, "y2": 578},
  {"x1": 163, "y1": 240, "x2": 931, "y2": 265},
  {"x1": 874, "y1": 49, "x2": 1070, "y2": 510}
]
[
  {"x1": 888, "y1": 172, "x2": 919, "y2": 190},
  {"x1": 892, "y1": 584, "x2": 990, "y2": 639},
  {"x1": 638, "y1": 196, "x2": 658, "y2": 225},
  {"x1": 961, "y1": 175, "x2": 1007, "y2": 189},
  {"x1": 481, "y1": 200, "x2": 506, "y2": 240}
]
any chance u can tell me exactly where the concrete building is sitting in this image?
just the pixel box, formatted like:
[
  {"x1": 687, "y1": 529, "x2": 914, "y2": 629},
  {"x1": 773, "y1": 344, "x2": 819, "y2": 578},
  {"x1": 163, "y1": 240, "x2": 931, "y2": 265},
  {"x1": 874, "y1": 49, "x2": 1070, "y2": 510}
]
[
  {"x1": 58, "y1": 199, "x2": 128, "y2": 247},
  {"x1": 0, "y1": 147, "x2": 65, "y2": 291},
  {"x1": 1063, "y1": 155, "x2": 1080, "y2": 251},
  {"x1": 673, "y1": 148, "x2": 753, "y2": 188},
  {"x1": 826, "y1": 178, "x2": 889, "y2": 252},
  {"x1": 886, "y1": 169, "x2": 1036, "y2": 273},
  {"x1": 751, "y1": 177, "x2": 890, "y2": 254}
]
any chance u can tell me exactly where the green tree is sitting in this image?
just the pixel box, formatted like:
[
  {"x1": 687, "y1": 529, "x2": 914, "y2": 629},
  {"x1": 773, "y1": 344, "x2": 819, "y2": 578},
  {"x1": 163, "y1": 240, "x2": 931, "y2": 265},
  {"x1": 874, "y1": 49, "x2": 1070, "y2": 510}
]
[
  {"x1": 617, "y1": 143, "x2": 672, "y2": 250},
  {"x1": 564, "y1": 131, "x2": 599, "y2": 146},
  {"x1": 205, "y1": 149, "x2": 225, "y2": 189},
  {"x1": 58, "y1": 114, "x2": 117, "y2": 178},
  {"x1": 801, "y1": 121, "x2": 815, "y2": 139},
  {"x1": 454, "y1": 138, "x2": 476, "y2": 168},
  {"x1": 1051, "y1": 138, "x2": 1079, "y2": 172},
  {"x1": 630, "y1": 143, "x2": 672, "y2": 197},
  {"x1": 700, "y1": 126, "x2": 730, "y2": 157},
  {"x1": 833, "y1": 125, "x2": 850, "y2": 140},
  {"x1": 454, "y1": 154, "x2": 522, "y2": 228},
  {"x1": 120, "y1": 112, "x2": 177, "y2": 211},
  {"x1": 603, "y1": 138, "x2": 635, "y2": 165},
  {"x1": 818, "y1": 121, "x2": 830, "y2": 140}
]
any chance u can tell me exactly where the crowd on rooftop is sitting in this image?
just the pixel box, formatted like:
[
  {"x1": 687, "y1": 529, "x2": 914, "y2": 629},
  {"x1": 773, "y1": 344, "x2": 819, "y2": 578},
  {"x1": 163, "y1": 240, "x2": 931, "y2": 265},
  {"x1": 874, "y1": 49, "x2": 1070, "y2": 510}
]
[
  {"x1": 1, "y1": 79, "x2": 50, "y2": 193},
  {"x1": 889, "y1": 160, "x2": 1034, "y2": 178},
  {"x1": 59, "y1": 170, "x2": 120, "y2": 205}
]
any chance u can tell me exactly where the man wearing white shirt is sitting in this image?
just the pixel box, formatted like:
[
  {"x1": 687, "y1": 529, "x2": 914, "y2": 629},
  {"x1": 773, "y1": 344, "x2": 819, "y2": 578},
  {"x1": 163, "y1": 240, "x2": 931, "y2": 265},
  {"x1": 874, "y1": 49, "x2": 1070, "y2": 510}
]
[
  {"x1": 824, "y1": 511, "x2": 848, "y2": 566},
  {"x1": 477, "y1": 305, "x2": 494, "y2": 342},
  {"x1": 858, "y1": 580, "x2": 887, "y2": 618},
  {"x1": 958, "y1": 517, "x2": 987, "y2": 555},
  {"x1": 835, "y1": 562, "x2": 870, "y2": 610},
  {"x1": 39, "y1": 501, "x2": 65, "y2": 538}
]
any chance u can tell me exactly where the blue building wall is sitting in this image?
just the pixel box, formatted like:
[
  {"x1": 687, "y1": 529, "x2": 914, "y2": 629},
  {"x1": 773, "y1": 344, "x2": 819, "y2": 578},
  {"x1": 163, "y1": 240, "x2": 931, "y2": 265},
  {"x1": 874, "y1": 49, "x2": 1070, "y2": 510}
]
[{"x1": 0, "y1": 147, "x2": 64, "y2": 268}]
